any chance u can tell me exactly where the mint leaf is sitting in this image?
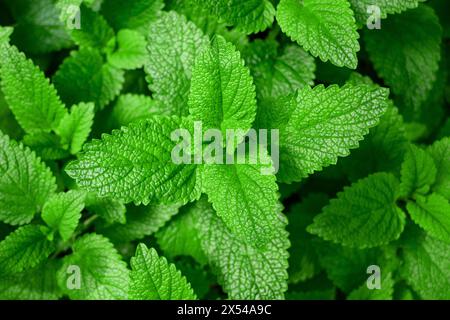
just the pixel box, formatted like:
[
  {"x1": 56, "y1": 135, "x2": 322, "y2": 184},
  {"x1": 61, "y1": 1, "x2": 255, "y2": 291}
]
[
  {"x1": 428, "y1": 137, "x2": 450, "y2": 200},
  {"x1": 407, "y1": 193, "x2": 450, "y2": 243},
  {"x1": 278, "y1": 84, "x2": 389, "y2": 183},
  {"x1": 402, "y1": 232, "x2": 450, "y2": 299},
  {"x1": 0, "y1": 260, "x2": 62, "y2": 300},
  {"x1": 0, "y1": 132, "x2": 56, "y2": 225},
  {"x1": 277, "y1": 0, "x2": 360, "y2": 69},
  {"x1": 364, "y1": 5, "x2": 442, "y2": 111},
  {"x1": 347, "y1": 273, "x2": 394, "y2": 300},
  {"x1": 400, "y1": 145, "x2": 437, "y2": 197},
  {"x1": 189, "y1": 36, "x2": 256, "y2": 135},
  {"x1": 42, "y1": 190, "x2": 85, "y2": 241},
  {"x1": 0, "y1": 225, "x2": 55, "y2": 274},
  {"x1": 101, "y1": 0, "x2": 163, "y2": 34},
  {"x1": 107, "y1": 94, "x2": 160, "y2": 129},
  {"x1": 58, "y1": 233, "x2": 129, "y2": 299},
  {"x1": 99, "y1": 204, "x2": 179, "y2": 242},
  {"x1": 0, "y1": 43, "x2": 67, "y2": 133},
  {"x1": 145, "y1": 11, "x2": 209, "y2": 116},
  {"x1": 85, "y1": 193, "x2": 126, "y2": 225},
  {"x1": 193, "y1": 197, "x2": 289, "y2": 299},
  {"x1": 129, "y1": 244, "x2": 197, "y2": 300},
  {"x1": 71, "y1": 5, "x2": 115, "y2": 50},
  {"x1": 56, "y1": 102, "x2": 95, "y2": 154},
  {"x1": 6, "y1": 0, "x2": 72, "y2": 54},
  {"x1": 197, "y1": 0, "x2": 276, "y2": 34},
  {"x1": 66, "y1": 117, "x2": 202, "y2": 205},
  {"x1": 108, "y1": 29, "x2": 147, "y2": 70},
  {"x1": 308, "y1": 173, "x2": 405, "y2": 248},
  {"x1": 0, "y1": 26, "x2": 13, "y2": 43},
  {"x1": 349, "y1": 0, "x2": 426, "y2": 26},
  {"x1": 156, "y1": 203, "x2": 209, "y2": 266},
  {"x1": 203, "y1": 162, "x2": 281, "y2": 246},
  {"x1": 54, "y1": 48, "x2": 124, "y2": 109},
  {"x1": 23, "y1": 132, "x2": 69, "y2": 160}
]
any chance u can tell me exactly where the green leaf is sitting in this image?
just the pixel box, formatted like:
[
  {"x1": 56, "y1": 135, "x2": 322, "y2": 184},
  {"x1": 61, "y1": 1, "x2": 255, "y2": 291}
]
[
  {"x1": 400, "y1": 145, "x2": 437, "y2": 197},
  {"x1": 23, "y1": 132, "x2": 69, "y2": 160},
  {"x1": 428, "y1": 137, "x2": 450, "y2": 200},
  {"x1": 129, "y1": 244, "x2": 197, "y2": 300},
  {"x1": 364, "y1": 5, "x2": 442, "y2": 111},
  {"x1": 407, "y1": 193, "x2": 450, "y2": 243},
  {"x1": 349, "y1": 0, "x2": 426, "y2": 26},
  {"x1": 0, "y1": 225, "x2": 55, "y2": 274},
  {"x1": 55, "y1": 102, "x2": 95, "y2": 154},
  {"x1": 57, "y1": 233, "x2": 129, "y2": 299},
  {"x1": 196, "y1": 0, "x2": 276, "y2": 34},
  {"x1": 308, "y1": 173, "x2": 405, "y2": 248},
  {"x1": 108, "y1": 29, "x2": 147, "y2": 70},
  {"x1": 145, "y1": 11, "x2": 209, "y2": 116},
  {"x1": 0, "y1": 132, "x2": 56, "y2": 225},
  {"x1": 276, "y1": 0, "x2": 360, "y2": 69},
  {"x1": 66, "y1": 116, "x2": 202, "y2": 205},
  {"x1": 402, "y1": 232, "x2": 450, "y2": 299},
  {"x1": 101, "y1": 0, "x2": 164, "y2": 34},
  {"x1": 42, "y1": 190, "x2": 85, "y2": 241},
  {"x1": 0, "y1": 260, "x2": 62, "y2": 300},
  {"x1": 0, "y1": 26, "x2": 13, "y2": 43},
  {"x1": 6, "y1": 0, "x2": 72, "y2": 54},
  {"x1": 98, "y1": 204, "x2": 179, "y2": 242},
  {"x1": 193, "y1": 197, "x2": 289, "y2": 299},
  {"x1": 0, "y1": 43, "x2": 67, "y2": 133},
  {"x1": 347, "y1": 273, "x2": 394, "y2": 300},
  {"x1": 85, "y1": 193, "x2": 126, "y2": 225},
  {"x1": 288, "y1": 193, "x2": 328, "y2": 283},
  {"x1": 54, "y1": 48, "x2": 124, "y2": 109},
  {"x1": 278, "y1": 84, "x2": 389, "y2": 183},
  {"x1": 71, "y1": 4, "x2": 115, "y2": 50},
  {"x1": 107, "y1": 94, "x2": 161, "y2": 130},
  {"x1": 203, "y1": 161, "x2": 281, "y2": 246},
  {"x1": 156, "y1": 203, "x2": 208, "y2": 265}
]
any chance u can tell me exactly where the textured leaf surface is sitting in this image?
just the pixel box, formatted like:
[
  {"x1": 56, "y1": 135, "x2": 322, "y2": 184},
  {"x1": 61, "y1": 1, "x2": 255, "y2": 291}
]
[
  {"x1": 71, "y1": 5, "x2": 115, "y2": 50},
  {"x1": 0, "y1": 260, "x2": 62, "y2": 300},
  {"x1": 107, "y1": 94, "x2": 160, "y2": 130},
  {"x1": 101, "y1": 0, "x2": 163, "y2": 34},
  {"x1": 54, "y1": 48, "x2": 124, "y2": 109},
  {"x1": 0, "y1": 132, "x2": 56, "y2": 225},
  {"x1": 129, "y1": 244, "x2": 197, "y2": 300},
  {"x1": 0, "y1": 44, "x2": 67, "y2": 133},
  {"x1": 428, "y1": 137, "x2": 450, "y2": 200},
  {"x1": 99, "y1": 204, "x2": 179, "y2": 242},
  {"x1": 42, "y1": 190, "x2": 85, "y2": 241},
  {"x1": 0, "y1": 26, "x2": 13, "y2": 43},
  {"x1": 66, "y1": 117, "x2": 201, "y2": 205},
  {"x1": 196, "y1": 0, "x2": 275, "y2": 34},
  {"x1": 278, "y1": 84, "x2": 389, "y2": 183},
  {"x1": 58, "y1": 233, "x2": 129, "y2": 299},
  {"x1": 349, "y1": 0, "x2": 426, "y2": 25},
  {"x1": 56, "y1": 102, "x2": 95, "y2": 154},
  {"x1": 308, "y1": 173, "x2": 405, "y2": 248},
  {"x1": 193, "y1": 197, "x2": 289, "y2": 299},
  {"x1": 189, "y1": 36, "x2": 256, "y2": 134},
  {"x1": 364, "y1": 5, "x2": 442, "y2": 111},
  {"x1": 0, "y1": 225, "x2": 55, "y2": 274},
  {"x1": 203, "y1": 162, "x2": 280, "y2": 246},
  {"x1": 145, "y1": 11, "x2": 209, "y2": 116},
  {"x1": 156, "y1": 203, "x2": 208, "y2": 265},
  {"x1": 400, "y1": 145, "x2": 437, "y2": 197},
  {"x1": 277, "y1": 0, "x2": 360, "y2": 68},
  {"x1": 85, "y1": 193, "x2": 126, "y2": 225},
  {"x1": 402, "y1": 233, "x2": 450, "y2": 299},
  {"x1": 108, "y1": 29, "x2": 147, "y2": 70},
  {"x1": 407, "y1": 193, "x2": 450, "y2": 243}
]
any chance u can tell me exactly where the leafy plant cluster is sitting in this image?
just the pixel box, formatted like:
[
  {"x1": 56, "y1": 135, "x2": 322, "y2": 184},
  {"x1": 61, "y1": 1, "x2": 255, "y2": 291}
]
[{"x1": 0, "y1": 0, "x2": 449, "y2": 300}]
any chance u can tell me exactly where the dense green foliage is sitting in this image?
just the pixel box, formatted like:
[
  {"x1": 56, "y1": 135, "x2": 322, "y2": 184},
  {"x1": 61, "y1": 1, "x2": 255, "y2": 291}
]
[{"x1": 0, "y1": 0, "x2": 449, "y2": 300}]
